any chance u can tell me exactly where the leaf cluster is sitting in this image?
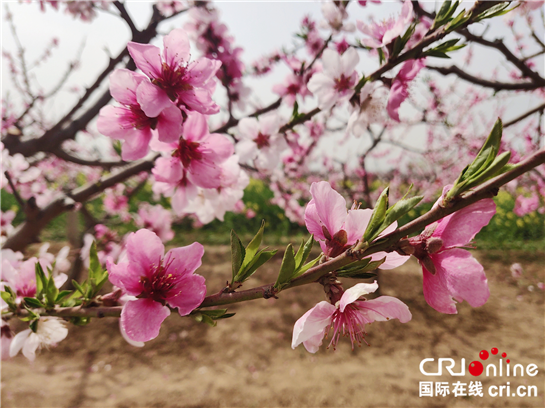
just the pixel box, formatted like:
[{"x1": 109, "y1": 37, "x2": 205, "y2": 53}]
[{"x1": 274, "y1": 234, "x2": 318, "y2": 291}]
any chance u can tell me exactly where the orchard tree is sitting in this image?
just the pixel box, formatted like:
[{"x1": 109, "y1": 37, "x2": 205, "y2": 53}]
[{"x1": 1, "y1": 0, "x2": 544, "y2": 359}]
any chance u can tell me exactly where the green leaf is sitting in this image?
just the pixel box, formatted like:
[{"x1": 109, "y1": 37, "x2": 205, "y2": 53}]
[
  {"x1": 294, "y1": 235, "x2": 314, "y2": 270},
  {"x1": 199, "y1": 309, "x2": 236, "y2": 320},
  {"x1": 55, "y1": 290, "x2": 73, "y2": 303},
  {"x1": 363, "y1": 187, "x2": 389, "y2": 242},
  {"x1": 381, "y1": 195, "x2": 424, "y2": 234},
  {"x1": 23, "y1": 297, "x2": 44, "y2": 308},
  {"x1": 230, "y1": 230, "x2": 246, "y2": 282},
  {"x1": 464, "y1": 151, "x2": 511, "y2": 189},
  {"x1": 234, "y1": 249, "x2": 277, "y2": 283},
  {"x1": 35, "y1": 262, "x2": 47, "y2": 300},
  {"x1": 274, "y1": 244, "x2": 296, "y2": 290},
  {"x1": 29, "y1": 319, "x2": 39, "y2": 333},
  {"x1": 446, "y1": 119, "x2": 504, "y2": 200},
  {"x1": 241, "y1": 220, "x2": 265, "y2": 270},
  {"x1": 474, "y1": 2, "x2": 515, "y2": 22},
  {"x1": 89, "y1": 241, "x2": 103, "y2": 281},
  {"x1": 337, "y1": 258, "x2": 385, "y2": 278},
  {"x1": 72, "y1": 280, "x2": 87, "y2": 297},
  {"x1": 1, "y1": 291, "x2": 12, "y2": 304},
  {"x1": 45, "y1": 276, "x2": 59, "y2": 307},
  {"x1": 292, "y1": 255, "x2": 320, "y2": 278}
]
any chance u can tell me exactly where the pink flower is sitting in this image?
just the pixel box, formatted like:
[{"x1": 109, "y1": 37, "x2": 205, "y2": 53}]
[
  {"x1": 127, "y1": 28, "x2": 221, "y2": 117},
  {"x1": 135, "y1": 204, "x2": 174, "y2": 243},
  {"x1": 97, "y1": 69, "x2": 182, "y2": 161},
  {"x1": 292, "y1": 281, "x2": 411, "y2": 353},
  {"x1": 305, "y1": 181, "x2": 409, "y2": 268},
  {"x1": 510, "y1": 263, "x2": 523, "y2": 279},
  {"x1": 307, "y1": 48, "x2": 359, "y2": 110},
  {"x1": 513, "y1": 193, "x2": 539, "y2": 216},
  {"x1": 357, "y1": 0, "x2": 413, "y2": 57},
  {"x1": 387, "y1": 59, "x2": 425, "y2": 121},
  {"x1": 106, "y1": 229, "x2": 206, "y2": 342},
  {"x1": 409, "y1": 192, "x2": 496, "y2": 314},
  {"x1": 235, "y1": 114, "x2": 288, "y2": 172},
  {"x1": 152, "y1": 112, "x2": 234, "y2": 189}
]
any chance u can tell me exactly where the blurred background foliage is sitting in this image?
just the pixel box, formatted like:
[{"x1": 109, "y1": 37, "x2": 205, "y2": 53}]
[{"x1": 2, "y1": 181, "x2": 544, "y2": 251}]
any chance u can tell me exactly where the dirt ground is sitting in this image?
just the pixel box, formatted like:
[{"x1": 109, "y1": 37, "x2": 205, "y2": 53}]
[{"x1": 1, "y1": 246, "x2": 544, "y2": 408}]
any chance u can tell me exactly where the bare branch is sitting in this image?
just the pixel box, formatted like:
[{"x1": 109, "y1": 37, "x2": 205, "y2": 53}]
[
  {"x1": 504, "y1": 103, "x2": 545, "y2": 128},
  {"x1": 52, "y1": 148, "x2": 127, "y2": 169},
  {"x1": 3, "y1": 171, "x2": 25, "y2": 208},
  {"x1": 427, "y1": 65, "x2": 541, "y2": 91}
]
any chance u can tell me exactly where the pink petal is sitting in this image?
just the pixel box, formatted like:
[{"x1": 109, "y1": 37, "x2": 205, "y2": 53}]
[
  {"x1": 162, "y1": 28, "x2": 191, "y2": 68},
  {"x1": 433, "y1": 249, "x2": 490, "y2": 308},
  {"x1": 126, "y1": 229, "x2": 165, "y2": 278},
  {"x1": 422, "y1": 264, "x2": 458, "y2": 314},
  {"x1": 127, "y1": 42, "x2": 162, "y2": 79},
  {"x1": 164, "y1": 242, "x2": 204, "y2": 277},
  {"x1": 339, "y1": 282, "x2": 378, "y2": 312},
  {"x1": 121, "y1": 298, "x2": 171, "y2": 342},
  {"x1": 136, "y1": 80, "x2": 173, "y2": 118},
  {"x1": 433, "y1": 199, "x2": 496, "y2": 248},
  {"x1": 152, "y1": 157, "x2": 184, "y2": 184},
  {"x1": 309, "y1": 181, "x2": 348, "y2": 239},
  {"x1": 291, "y1": 301, "x2": 335, "y2": 352},
  {"x1": 109, "y1": 69, "x2": 145, "y2": 105},
  {"x1": 186, "y1": 58, "x2": 222, "y2": 86},
  {"x1": 304, "y1": 200, "x2": 326, "y2": 241},
  {"x1": 97, "y1": 106, "x2": 136, "y2": 140},
  {"x1": 121, "y1": 127, "x2": 152, "y2": 161},
  {"x1": 386, "y1": 80, "x2": 406, "y2": 122},
  {"x1": 374, "y1": 250, "x2": 410, "y2": 270},
  {"x1": 358, "y1": 296, "x2": 412, "y2": 323},
  {"x1": 106, "y1": 260, "x2": 143, "y2": 296},
  {"x1": 187, "y1": 159, "x2": 222, "y2": 188},
  {"x1": 168, "y1": 274, "x2": 206, "y2": 315},
  {"x1": 344, "y1": 208, "x2": 372, "y2": 246},
  {"x1": 202, "y1": 133, "x2": 235, "y2": 161},
  {"x1": 157, "y1": 106, "x2": 183, "y2": 143},
  {"x1": 182, "y1": 111, "x2": 209, "y2": 142}
]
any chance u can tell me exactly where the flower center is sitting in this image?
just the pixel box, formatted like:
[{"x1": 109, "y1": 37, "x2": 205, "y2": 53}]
[
  {"x1": 255, "y1": 132, "x2": 270, "y2": 149},
  {"x1": 151, "y1": 62, "x2": 193, "y2": 102},
  {"x1": 327, "y1": 303, "x2": 369, "y2": 350},
  {"x1": 138, "y1": 260, "x2": 179, "y2": 304},
  {"x1": 334, "y1": 74, "x2": 353, "y2": 92},
  {"x1": 173, "y1": 138, "x2": 203, "y2": 168}
]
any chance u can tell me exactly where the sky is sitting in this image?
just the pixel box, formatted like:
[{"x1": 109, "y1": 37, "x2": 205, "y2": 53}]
[{"x1": 1, "y1": 1, "x2": 543, "y2": 171}]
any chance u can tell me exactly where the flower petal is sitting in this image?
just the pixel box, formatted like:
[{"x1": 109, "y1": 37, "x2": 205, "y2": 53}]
[
  {"x1": 434, "y1": 249, "x2": 490, "y2": 309},
  {"x1": 168, "y1": 274, "x2": 207, "y2": 316},
  {"x1": 358, "y1": 296, "x2": 412, "y2": 323},
  {"x1": 136, "y1": 80, "x2": 173, "y2": 118},
  {"x1": 127, "y1": 42, "x2": 162, "y2": 79},
  {"x1": 339, "y1": 281, "x2": 378, "y2": 312},
  {"x1": 344, "y1": 208, "x2": 372, "y2": 246},
  {"x1": 121, "y1": 298, "x2": 171, "y2": 342},
  {"x1": 162, "y1": 28, "x2": 191, "y2": 68},
  {"x1": 433, "y1": 199, "x2": 496, "y2": 248},
  {"x1": 126, "y1": 229, "x2": 165, "y2": 278},
  {"x1": 9, "y1": 328, "x2": 31, "y2": 358},
  {"x1": 292, "y1": 301, "x2": 335, "y2": 352},
  {"x1": 309, "y1": 181, "x2": 348, "y2": 239}
]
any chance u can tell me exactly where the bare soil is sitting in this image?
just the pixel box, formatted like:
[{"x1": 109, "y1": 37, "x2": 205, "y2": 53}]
[{"x1": 1, "y1": 247, "x2": 544, "y2": 408}]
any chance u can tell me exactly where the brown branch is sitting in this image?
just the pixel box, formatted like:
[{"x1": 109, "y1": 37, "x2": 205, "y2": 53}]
[
  {"x1": 503, "y1": 102, "x2": 545, "y2": 128},
  {"x1": 52, "y1": 147, "x2": 127, "y2": 169},
  {"x1": 458, "y1": 28, "x2": 545, "y2": 85},
  {"x1": 427, "y1": 65, "x2": 541, "y2": 91},
  {"x1": 3, "y1": 171, "x2": 25, "y2": 208},
  {"x1": 113, "y1": 1, "x2": 139, "y2": 38},
  {"x1": 2, "y1": 155, "x2": 158, "y2": 252}
]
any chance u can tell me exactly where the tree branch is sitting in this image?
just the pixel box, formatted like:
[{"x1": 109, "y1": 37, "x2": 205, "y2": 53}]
[{"x1": 503, "y1": 103, "x2": 545, "y2": 128}]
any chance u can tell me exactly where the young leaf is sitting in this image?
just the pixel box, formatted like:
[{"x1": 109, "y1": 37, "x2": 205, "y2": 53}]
[
  {"x1": 89, "y1": 241, "x2": 103, "y2": 281},
  {"x1": 292, "y1": 255, "x2": 320, "y2": 279},
  {"x1": 23, "y1": 297, "x2": 44, "y2": 309},
  {"x1": 337, "y1": 258, "x2": 385, "y2": 278},
  {"x1": 55, "y1": 290, "x2": 73, "y2": 304},
  {"x1": 230, "y1": 230, "x2": 246, "y2": 282},
  {"x1": 45, "y1": 276, "x2": 59, "y2": 307},
  {"x1": 35, "y1": 262, "x2": 47, "y2": 300},
  {"x1": 241, "y1": 220, "x2": 265, "y2": 270},
  {"x1": 294, "y1": 235, "x2": 314, "y2": 270},
  {"x1": 363, "y1": 187, "x2": 389, "y2": 242},
  {"x1": 234, "y1": 249, "x2": 277, "y2": 283},
  {"x1": 274, "y1": 244, "x2": 296, "y2": 290},
  {"x1": 72, "y1": 280, "x2": 87, "y2": 298}
]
